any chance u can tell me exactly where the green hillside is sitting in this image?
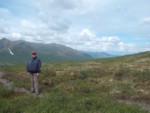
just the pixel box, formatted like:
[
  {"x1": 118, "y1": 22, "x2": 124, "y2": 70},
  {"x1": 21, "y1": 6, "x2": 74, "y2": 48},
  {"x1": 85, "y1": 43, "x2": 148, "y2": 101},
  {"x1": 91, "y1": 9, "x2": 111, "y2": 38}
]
[
  {"x1": 0, "y1": 51, "x2": 150, "y2": 113},
  {"x1": 0, "y1": 38, "x2": 91, "y2": 65}
]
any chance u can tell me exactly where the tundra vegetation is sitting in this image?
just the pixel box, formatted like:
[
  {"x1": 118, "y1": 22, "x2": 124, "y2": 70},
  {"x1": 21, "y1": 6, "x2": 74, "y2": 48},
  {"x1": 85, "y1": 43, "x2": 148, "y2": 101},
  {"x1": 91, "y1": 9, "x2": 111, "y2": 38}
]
[{"x1": 0, "y1": 52, "x2": 150, "y2": 113}]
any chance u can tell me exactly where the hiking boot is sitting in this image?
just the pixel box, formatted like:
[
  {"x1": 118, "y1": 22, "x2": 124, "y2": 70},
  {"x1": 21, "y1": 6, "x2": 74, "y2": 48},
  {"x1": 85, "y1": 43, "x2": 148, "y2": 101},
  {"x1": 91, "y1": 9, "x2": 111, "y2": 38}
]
[{"x1": 30, "y1": 90, "x2": 35, "y2": 93}]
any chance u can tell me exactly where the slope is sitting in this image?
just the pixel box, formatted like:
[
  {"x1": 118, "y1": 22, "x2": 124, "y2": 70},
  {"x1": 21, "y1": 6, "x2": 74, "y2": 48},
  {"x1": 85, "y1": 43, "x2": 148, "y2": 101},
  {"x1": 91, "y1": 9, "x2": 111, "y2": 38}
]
[{"x1": 0, "y1": 38, "x2": 91, "y2": 64}]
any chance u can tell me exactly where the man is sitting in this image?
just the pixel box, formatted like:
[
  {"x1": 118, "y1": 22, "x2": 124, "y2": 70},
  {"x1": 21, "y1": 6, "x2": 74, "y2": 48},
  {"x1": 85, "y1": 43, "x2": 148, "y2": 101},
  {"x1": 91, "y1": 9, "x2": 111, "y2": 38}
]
[{"x1": 26, "y1": 51, "x2": 41, "y2": 95}]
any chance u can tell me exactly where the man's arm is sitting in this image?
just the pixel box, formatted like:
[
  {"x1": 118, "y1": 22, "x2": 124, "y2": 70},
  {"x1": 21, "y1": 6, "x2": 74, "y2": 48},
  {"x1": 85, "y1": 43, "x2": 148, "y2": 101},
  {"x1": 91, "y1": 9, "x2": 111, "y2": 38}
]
[{"x1": 37, "y1": 59, "x2": 41, "y2": 73}]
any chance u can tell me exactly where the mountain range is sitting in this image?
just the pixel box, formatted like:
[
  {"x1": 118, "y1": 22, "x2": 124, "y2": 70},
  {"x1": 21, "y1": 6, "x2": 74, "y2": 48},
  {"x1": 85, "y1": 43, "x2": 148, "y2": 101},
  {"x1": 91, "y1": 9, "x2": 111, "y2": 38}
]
[
  {"x1": 0, "y1": 38, "x2": 116, "y2": 65},
  {"x1": 0, "y1": 38, "x2": 92, "y2": 64},
  {"x1": 82, "y1": 51, "x2": 115, "y2": 58}
]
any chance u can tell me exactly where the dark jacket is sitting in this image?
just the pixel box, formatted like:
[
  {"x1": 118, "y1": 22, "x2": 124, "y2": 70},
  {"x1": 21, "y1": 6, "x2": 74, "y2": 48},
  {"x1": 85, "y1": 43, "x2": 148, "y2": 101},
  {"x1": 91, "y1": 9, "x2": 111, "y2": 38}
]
[{"x1": 26, "y1": 57, "x2": 41, "y2": 73}]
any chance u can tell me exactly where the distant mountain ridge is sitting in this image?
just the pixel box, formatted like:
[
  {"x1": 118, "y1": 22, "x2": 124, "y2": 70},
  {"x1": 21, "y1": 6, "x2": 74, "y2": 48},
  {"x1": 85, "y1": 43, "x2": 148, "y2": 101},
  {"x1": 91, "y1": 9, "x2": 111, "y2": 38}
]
[
  {"x1": 0, "y1": 38, "x2": 91, "y2": 64},
  {"x1": 82, "y1": 51, "x2": 115, "y2": 58}
]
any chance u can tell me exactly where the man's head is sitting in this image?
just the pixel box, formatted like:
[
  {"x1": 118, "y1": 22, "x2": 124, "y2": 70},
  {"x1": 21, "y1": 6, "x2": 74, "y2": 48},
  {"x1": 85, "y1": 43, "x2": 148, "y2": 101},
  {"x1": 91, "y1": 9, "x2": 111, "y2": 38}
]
[{"x1": 32, "y1": 51, "x2": 37, "y2": 57}]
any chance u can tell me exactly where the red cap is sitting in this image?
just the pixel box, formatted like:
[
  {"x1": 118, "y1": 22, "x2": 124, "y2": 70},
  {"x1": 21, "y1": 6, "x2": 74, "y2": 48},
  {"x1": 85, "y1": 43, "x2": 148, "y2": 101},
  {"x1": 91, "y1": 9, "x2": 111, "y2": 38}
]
[{"x1": 32, "y1": 51, "x2": 36, "y2": 55}]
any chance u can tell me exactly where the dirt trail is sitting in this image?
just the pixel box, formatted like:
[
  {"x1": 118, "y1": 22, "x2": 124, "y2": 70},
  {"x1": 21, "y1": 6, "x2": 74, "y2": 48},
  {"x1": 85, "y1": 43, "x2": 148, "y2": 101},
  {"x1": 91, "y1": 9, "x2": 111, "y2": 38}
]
[{"x1": 0, "y1": 71, "x2": 43, "y2": 97}]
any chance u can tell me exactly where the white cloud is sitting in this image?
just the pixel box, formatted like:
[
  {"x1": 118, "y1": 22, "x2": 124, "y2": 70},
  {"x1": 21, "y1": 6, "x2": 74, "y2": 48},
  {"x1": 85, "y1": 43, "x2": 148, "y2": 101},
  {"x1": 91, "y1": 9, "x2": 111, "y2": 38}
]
[
  {"x1": 38, "y1": 10, "x2": 71, "y2": 34},
  {"x1": 141, "y1": 17, "x2": 150, "y2": 24},
  {"x1": 21, "y1": 20, "x2": 36, "y2": 28},
  {"x1": 80, "y1": 29, "x2": 95, "y2": 41},
  {"x1": 12, "y1": 31, "x2": 21, "y2": 39},
  {"x1": 56, "y1": 28, "x2": 124, "y2": 52},
  {"x1": 117, "y1": 42, "x2": 136, "y2": 52}
]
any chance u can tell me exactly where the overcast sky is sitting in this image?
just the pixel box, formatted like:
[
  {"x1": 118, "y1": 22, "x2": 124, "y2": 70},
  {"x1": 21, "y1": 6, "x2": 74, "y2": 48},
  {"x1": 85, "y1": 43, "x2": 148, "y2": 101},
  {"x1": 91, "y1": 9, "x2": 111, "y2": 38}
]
[{"x1": 0, "y1": 0, "x2": 150, "y2": 55}]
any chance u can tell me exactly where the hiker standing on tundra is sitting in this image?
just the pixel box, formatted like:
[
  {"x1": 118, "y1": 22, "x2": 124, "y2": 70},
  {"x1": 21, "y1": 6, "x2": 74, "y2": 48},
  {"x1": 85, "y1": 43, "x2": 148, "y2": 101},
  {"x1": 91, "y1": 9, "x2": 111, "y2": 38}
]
[{"x1": 26, "y1": 51, "x2": 41, "y2": 95}]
